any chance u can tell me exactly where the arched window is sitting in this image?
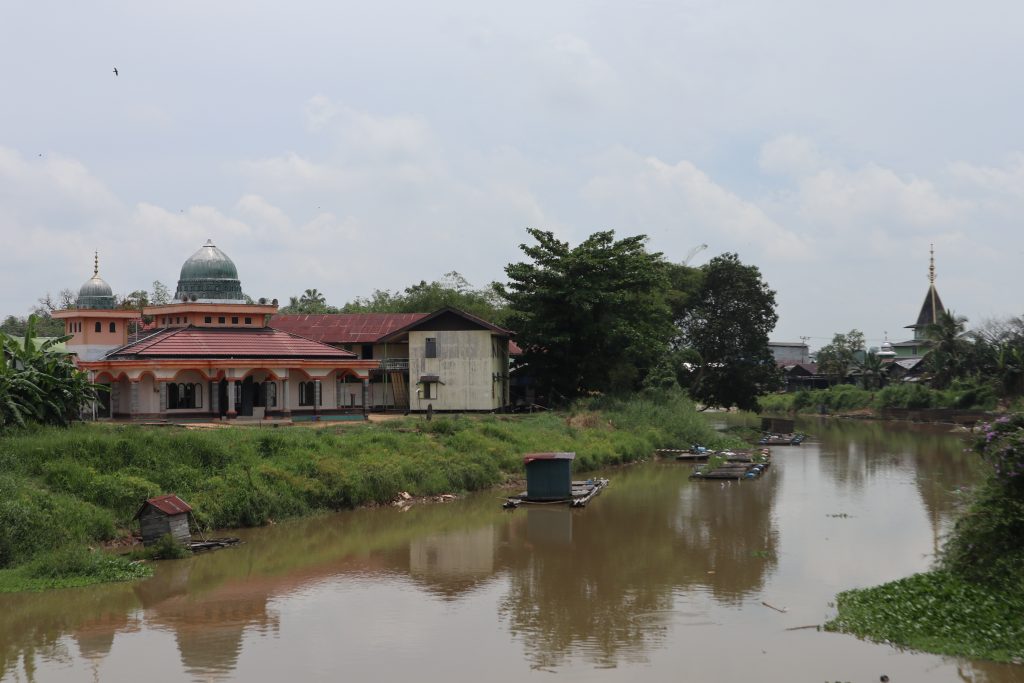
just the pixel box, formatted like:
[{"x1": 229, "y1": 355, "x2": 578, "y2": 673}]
[
  {"x1": 95, "y1": 322, "x2": 101, "y2": 333},
  {"x1": 299, "y1": 381, "x2": 320, "y2": 406},
  {"x1": 109, "y1": 322, "x2": 116, "y2": 333}
]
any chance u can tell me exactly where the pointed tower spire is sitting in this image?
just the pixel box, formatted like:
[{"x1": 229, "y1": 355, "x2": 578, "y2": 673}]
[
  {"x1": 929, "y1": 244, "x2": 937, "y2": 324},
  {"x1": 93, "y1": 251, "x2": 99, "y2": 277}
]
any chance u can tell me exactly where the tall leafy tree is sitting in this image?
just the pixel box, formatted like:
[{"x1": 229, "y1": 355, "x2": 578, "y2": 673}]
[
  {"x1": 500, "y1": 229, "x2": 676, "y2": 401},
  {"x1": 678, "y1": 253, "x2": 779, "y2": 411},
  {"x1": 816, "y1": 330, "x2": 866, "y2": 385}
]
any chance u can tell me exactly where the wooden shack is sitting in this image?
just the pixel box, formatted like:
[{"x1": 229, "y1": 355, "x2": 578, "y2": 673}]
[
  {"x1": 134, "y1": 494, "x2": 193, "y2": 547},
  {"x1": 524, "y1": 452, "x2": 574, "y2": 501}
]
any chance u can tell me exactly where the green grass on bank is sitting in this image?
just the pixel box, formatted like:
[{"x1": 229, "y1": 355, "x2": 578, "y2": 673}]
[
  {"x1": 0, "y1": 390, "x2": 733, "y2": 592},
  {"x1": 824, "y1": 571, "x2": 1024, "y2": 663},
  {"x1": 0, "y1": 546, "x2": 151, "y2": 593},
  {"x1": 759, "y1": 381, "x2": 1000, "y2": 415}
]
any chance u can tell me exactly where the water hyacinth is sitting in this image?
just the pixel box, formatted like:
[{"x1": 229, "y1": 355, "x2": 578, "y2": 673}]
[{"x1": 975, "y1": 414, "x2": 1024, "y2": 486}]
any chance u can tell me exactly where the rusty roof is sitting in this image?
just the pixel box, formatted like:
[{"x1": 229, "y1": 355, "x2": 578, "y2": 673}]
[
  {"x1": 270, "y1": 313, "x2": 429, "y2": 344},
  {"x1": 107, "y1": 327, "x2": 356, "y2": 359},
  {"x1": 378, "y1": 307, "x2": 511, "y2": 342},
  {"x1": 135, "y1": 494, "x2": 192, "y2": 518}
]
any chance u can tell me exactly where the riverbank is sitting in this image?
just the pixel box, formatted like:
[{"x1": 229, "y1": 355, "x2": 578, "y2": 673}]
[
  {"x1": 0, "y1": 390, "x2": 738, "y2": 592},
  {"x1": 759, "y1": 383, "x2": 1006, "y2": 417}
]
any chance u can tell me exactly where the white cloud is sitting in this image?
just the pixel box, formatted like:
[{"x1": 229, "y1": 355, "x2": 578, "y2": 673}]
[
  {"x1": 581, "y1": 149, "x2": 810, "y2": 261},
  {"x1": 947, "y1": 154, "x2": 1024, "y2": 199},
  {"x1": 759, "y1": 135, "x2": 824, "y2": 178},
  {"x1": 795, "y1": 165, "x2": 968, "y2": 231},
  {"x1": 532, "y1": 33, "x2": 619, "y2": 110}
]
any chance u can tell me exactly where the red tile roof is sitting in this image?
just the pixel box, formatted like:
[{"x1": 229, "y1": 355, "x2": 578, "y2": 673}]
[
  {"x1": 270, "y1": 313, "x2": 429, "y2": 344},
  {"x1": 109, "y1": 327, "x2": 356, "y2": 359}
]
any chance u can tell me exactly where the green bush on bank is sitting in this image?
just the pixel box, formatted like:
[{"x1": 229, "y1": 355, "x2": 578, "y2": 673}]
[
  {"x1": 759, "y1": 379, "x2": 999, "y2": 414},
  {"x1": 0, "y1": 389, "x2": 728, "y2": 589},
  {"x1": 0, "y1": 545, "x2": 151, "y2": 593}
]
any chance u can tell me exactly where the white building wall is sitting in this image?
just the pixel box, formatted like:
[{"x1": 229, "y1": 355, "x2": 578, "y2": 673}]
[
  {"x1": 768, "y1": 343, "x2": 809, "y2": 364},
  {"x1": 408, "y1": 330, "x2": 503, "y2": 412}
]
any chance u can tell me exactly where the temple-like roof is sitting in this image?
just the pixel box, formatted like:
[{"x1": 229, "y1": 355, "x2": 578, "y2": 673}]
[
  {"x1": 912, "y1": 284, "x2": 945, "y2": 329},
  {"x1": 270, "y1": 313, "x2": 430, "y2": 344},
  {"x1": 105, "y1": 327, "x2": 356, "y2": 359},
  {"x1": 174, "y1": 240, "x2": 244, "y2": 303}
]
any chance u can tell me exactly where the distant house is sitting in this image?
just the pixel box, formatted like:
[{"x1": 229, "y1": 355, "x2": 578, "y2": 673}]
[
  {"x1": 768, "y1": 342, "x2": 809, "y2": 365},
  {"x1": 272, "y1": 307, "x2": 512, "y2": 413},
  {"x1": 778, "y1": 362, "x2": 830, "y2": 391}
]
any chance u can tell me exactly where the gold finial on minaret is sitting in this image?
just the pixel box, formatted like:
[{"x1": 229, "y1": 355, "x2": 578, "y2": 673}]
[
  {"x1": 93, "y1": 251, "x2": 99, "y2": 277},
  {"x1": 929, "y1": 243, "x2": 935, "y2": 284}
]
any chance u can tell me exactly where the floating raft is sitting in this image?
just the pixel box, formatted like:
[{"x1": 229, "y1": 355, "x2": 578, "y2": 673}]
[
  {"x1": 189, "y1": 537, "x2": 241, "y2": 553},
  {"x1": 658, "y1": 447, "x2": 771, "y2": 463},
  {"x1": 758, "y1": 432, "x2": 805, "y2": 446},
  {"x1": 503, "y1": 478, "x2": 610, "y2": 509},
  {"x1": 691, "y1": 461, "x2": 770, "y2": 480}
]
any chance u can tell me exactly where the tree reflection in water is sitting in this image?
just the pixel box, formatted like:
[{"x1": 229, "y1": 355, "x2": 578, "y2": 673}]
[{"x1": 496, "y1": 462, "x2": 779, "y2": 669}]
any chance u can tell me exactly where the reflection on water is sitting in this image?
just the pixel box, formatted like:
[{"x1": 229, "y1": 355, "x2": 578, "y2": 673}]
[{"x1": 0, "y1": 420, "x2": 1020, "y2": 683}]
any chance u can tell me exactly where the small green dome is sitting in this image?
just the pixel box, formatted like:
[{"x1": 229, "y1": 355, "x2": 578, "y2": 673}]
[
  {"x1": 77, "y1": 275, "x2": 116, "y2": 309},
  {"x1": 174, "y1": 239, "x2": 244, "y2": 302}
]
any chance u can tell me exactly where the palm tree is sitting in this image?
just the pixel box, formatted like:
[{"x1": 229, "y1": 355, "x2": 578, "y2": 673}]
[
  {"x1": 856, "y1": 351, "x2": 885, "y2": 390},
  {"x1": 300, "y1": 289, "x2": 326, "y2": 307},
  {"x1": 924, "y1": 310, "x2": 969, "y2": 388}
]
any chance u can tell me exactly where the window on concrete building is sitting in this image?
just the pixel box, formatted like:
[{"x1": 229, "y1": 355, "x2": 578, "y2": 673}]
[
  {"x1": 232, "y1": 317, "x2": 239, "y2": 324},
  {"x1": 299, "y1": 380, "x2": 321, "y2": 406},
  {"x1": 219, "y1": 317, "x2": 226, "y2": 324},
  {"x1": 95, "y1": 322, "x2": 101, "y2": 333},
  {"x1": 109, "y1": 322, "x2": 116, "y2": 333},
  {"x1": 425, "y1": 337, "x2": 436, "y2": 358},
  {"x1": 205, "y1": 316, "x2": 212, "y2": 324},
  {"x1": 421, "y1": 381, "x2": 437, "y2": 400},
  {"x1": 263, "y1": 381, "x2": 277, "y2": 408},
  {"x1": 245, "y1": 317, "x2": 252, "y2": 325}
]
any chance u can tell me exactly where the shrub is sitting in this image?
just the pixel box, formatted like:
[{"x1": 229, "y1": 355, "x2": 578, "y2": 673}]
[{"x1": 147, "y1": 533, "x2": 192, "y2": 560}]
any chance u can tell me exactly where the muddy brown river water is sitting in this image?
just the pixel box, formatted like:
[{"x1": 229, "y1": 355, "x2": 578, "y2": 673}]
[{"x1": 1, "y1": 418, "x2": 1022, "y2": 682}]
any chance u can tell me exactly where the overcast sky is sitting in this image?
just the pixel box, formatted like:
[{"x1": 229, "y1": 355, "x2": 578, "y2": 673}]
[{"x1": 2, "y1": 1, "x2": 1022, "y2": 348}]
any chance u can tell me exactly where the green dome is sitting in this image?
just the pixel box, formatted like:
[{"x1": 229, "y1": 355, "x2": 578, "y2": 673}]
[
  {"x1": 77, "y1": 274, "x2": 116, "y2": 309},
  {"x1": 174, "y1": 240, "x2": 244, "y2": 302}
]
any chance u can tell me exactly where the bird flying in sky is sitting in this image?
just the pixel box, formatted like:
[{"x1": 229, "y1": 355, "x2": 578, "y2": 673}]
[{"x1": 113, "y1": 67, "x2": 118, "y2": 76}]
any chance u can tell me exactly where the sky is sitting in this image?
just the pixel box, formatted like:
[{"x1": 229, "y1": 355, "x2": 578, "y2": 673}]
[{"x1": 2, "y1": 0, "x2": 1022, "y2": 349}]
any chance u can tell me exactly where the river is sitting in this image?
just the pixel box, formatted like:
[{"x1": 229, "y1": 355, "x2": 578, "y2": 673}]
[{"x1": 1, "y1": 418, "x2": 1021, "y2": 682}]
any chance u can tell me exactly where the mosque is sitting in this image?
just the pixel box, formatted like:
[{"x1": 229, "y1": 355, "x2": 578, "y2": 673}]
[{"x1": 54, "y1": 241, "x2": 512, "y2": 420}]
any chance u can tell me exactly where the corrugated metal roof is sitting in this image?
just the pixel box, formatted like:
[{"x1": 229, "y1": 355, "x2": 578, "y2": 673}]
[
  {"x1": 135, "y1": 494, "x2": 192, "y2": 518},
  {"x1": 378, "y1": 307, "x2": 511, "y2": 342},
  {"x1": 270, "y1": 313, "x2": 429, "y2": 343},
  {"x1": 523, "y1": 452, "x2": 575, "y2": 464},
  {"x1": 107, "y1": 327, "x2": 355, "y2": 359}
]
